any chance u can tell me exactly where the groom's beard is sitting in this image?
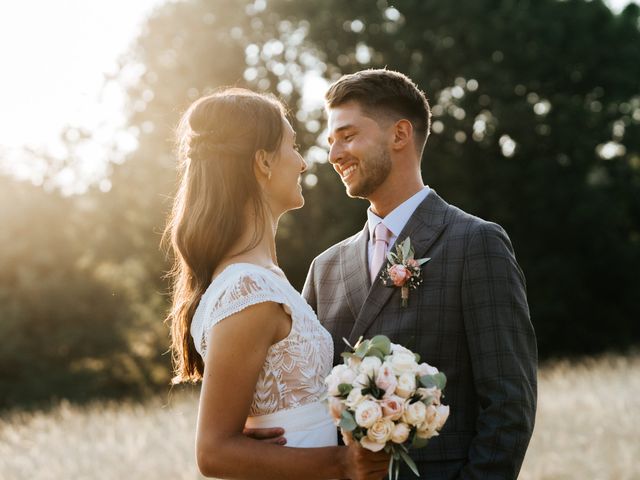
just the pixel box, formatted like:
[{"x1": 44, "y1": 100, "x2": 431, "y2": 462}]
[{"x1": 346, "y1": 143, "x2": 392, "y2": 199}]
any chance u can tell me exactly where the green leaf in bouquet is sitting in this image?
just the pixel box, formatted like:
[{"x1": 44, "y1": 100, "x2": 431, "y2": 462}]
[
  {"x1": 413, "y1": 352, "x2": 421, "y2": 363},
  {"x1": 411, "y1": 434, "x2": 429, "y2": 449},
  {"x1": 370, "y1": 335, "x2": 391, "y2": 356},
  {"x1": 367, "y1": 347, "x2": 385, "y2": 361},
  {"x1": 354, "y1": 340, "x2": 370, "y2": 358},
  {"x1": 338, "y1": 383, "x2": 353, "y2": 397},
  {"x1": 419, "y1": 372, "x2": 447, "y2": 390},
  {"x1": 416, "y1": 257, "x2": 431, "y2": 266},
  {"x1": 433, "y1": 372, "x2": 447, "y2": 389},
  {"x1": 339, "y1": 410, "x2": 357, "y2": 432},
  {"x1": 408, "y1": 392, "x2": 423, "y2": 404},
  {"x1": 398, "y1": 449, "x2": 420, "y2": 477},
  {"x1": 362, "y1": 382, "x2": 383, "y2": 400}
]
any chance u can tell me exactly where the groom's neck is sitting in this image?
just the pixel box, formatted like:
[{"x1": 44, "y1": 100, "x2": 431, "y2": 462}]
[{"x1": 368, "y1": 173, "x2": 424, "y2": 218}]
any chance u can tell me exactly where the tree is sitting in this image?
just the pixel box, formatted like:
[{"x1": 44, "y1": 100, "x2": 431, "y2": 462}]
[{"x1": 110, "y1": 0, "x2": 640, "y2": 356}]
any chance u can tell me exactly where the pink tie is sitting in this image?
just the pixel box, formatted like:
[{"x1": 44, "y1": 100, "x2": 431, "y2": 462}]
[{"x1": 370, "y1": 222, "x2": 392, "y2": 284}]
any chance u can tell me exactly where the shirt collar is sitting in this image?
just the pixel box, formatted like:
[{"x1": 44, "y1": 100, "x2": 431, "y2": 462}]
[{"x1": 367, "y1": 186, "x2": 431, "y2": 240}]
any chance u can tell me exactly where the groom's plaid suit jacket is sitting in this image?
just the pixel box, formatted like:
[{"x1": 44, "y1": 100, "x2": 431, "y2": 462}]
[{"x1": 303, "y1": 191, "x2": 537, "y2": 480}]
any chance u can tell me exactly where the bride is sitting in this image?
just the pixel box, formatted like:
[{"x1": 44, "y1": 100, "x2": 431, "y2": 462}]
[{"x1": 164, "y1": 88, "x2": 389, "y2": 479}]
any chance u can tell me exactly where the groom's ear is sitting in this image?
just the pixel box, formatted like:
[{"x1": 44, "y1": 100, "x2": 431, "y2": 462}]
[{"x1": 390, "y1": 119, "x2": 413, "y2": 151}]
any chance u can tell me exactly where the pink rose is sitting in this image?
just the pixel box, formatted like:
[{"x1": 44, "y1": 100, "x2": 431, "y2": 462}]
[
  {"x1": 389, "y1": 264, "x2": 411, "y2": 287},
  {"x1": 406, "y1": 258, "x2": 419, "y2": 269},
  {"x1": 380, "y1": 395, "x2": 405, "y2": 421},
  {"x1": 375, "y1": 362, "x2": 397, "y2": 397}
]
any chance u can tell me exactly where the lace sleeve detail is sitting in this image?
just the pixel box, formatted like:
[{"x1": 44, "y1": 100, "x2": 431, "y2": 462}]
[{"x1": 196, "y1": 269, "x2": 289, "y2": 356}]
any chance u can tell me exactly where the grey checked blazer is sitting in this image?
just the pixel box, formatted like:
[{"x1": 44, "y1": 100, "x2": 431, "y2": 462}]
[{"x1": 303, "y1": 191, "x2": 537, "y2": 480}]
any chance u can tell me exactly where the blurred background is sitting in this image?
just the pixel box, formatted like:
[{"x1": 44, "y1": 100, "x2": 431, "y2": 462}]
[{"x1": 0, "y1": 0, "x2": 639, "y2": 477}]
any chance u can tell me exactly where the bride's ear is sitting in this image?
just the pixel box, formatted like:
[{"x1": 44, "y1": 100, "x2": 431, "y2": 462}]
[{"x1": 254, "y1": 149, "x2": 272, "y2": 181}]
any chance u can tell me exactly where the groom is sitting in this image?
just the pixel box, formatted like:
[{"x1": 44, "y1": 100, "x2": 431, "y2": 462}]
[{"x1": 302, "y1": 69, "x2": 537, "y2": 479}]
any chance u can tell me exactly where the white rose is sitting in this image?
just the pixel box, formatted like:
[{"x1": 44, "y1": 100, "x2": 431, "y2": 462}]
[
  {"x1": 424, "y1": 404, "x2": 438, "y2": 425},
  {"x1": 325, "y1": 374, "x2": 341, "y2": 396},
  {"x1": 330, "y1": 364, "x2": 349, "y2": 377},
  {"x1": 353, "y1": 372, "x2": 370, "y2": 389},
  {"x1": 416, "y1": 421, "x2": 438, "y2": 439},
  {"x1": 354, "y1": 400, "x2": 382, "y2": 429},
  {"x1": 360, "y1": 436, "x2": 386, "y2": 452},
  {"x1": 390, "y1": 422, "x2": 411, "y2": 444},
  {"x1": 434, "y1": 404, "x2": 450, "y2": 430},
  {"x1": 416, "y1": 406, "x2": 439, "y2": 439},
  {"x1": 339, "y1": 365, "x2": 359, "y2": 385},
  {"x1": 395, "y1": 372, "x2": 417, "y2": 398},
  {"x1": 360, "y1": 356, "x2": 382, "y2": 377},
  {"x1": 391, "y1": 343, "x2": 412, "y2": 355},
  {"x1": 416, "y1": 387, "x2": 442, "y2": 405},
  {"x1": 345, "y1": 387, "x2": 365, "y2": 409},
  {"x1": 402, "y1": 400, "x2": 427, "y2": 426},
  {"x1": 325, "y1": 365, "x2": 357, "y2": 396},
  {"x1": 416, "y1": 404, "x2": 448, "y2": 439},
  {"x1": 390, "y1": 351, "x2": 419, "y2": 376},
  {"x1": 367, "y1": 418, "x2": 394, "y2": 444},
  {"x1": 417, "y1": 362, "x2": 439, "y2": 377}
]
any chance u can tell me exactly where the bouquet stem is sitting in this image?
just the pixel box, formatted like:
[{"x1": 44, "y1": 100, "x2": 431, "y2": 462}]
[{"x1": 401, "y1": 286, "x2": 409, "y2": 307}]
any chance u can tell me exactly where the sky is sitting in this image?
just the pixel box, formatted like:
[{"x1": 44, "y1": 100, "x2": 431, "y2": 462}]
[
  {"x1": 0, "y1": 0, "x2": 637, "y2": 194},
  {"x1": 0, "y1": 0, "x2": 165, "y2": 193}
]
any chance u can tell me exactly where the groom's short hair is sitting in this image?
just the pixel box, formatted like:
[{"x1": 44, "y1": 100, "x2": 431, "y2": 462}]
[{"x1": 325, "y1": 69, "x2": 431, "y2": 156}]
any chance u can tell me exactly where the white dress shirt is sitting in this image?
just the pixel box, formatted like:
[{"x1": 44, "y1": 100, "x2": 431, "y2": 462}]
[{"x1": 367, "y1": 186, "x2": 431, "y2": 268}]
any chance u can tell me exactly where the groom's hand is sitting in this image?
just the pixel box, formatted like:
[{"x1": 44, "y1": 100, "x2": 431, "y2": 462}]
[{"x1": 242, "y1": 426, "x2": 287, "y2": 445}]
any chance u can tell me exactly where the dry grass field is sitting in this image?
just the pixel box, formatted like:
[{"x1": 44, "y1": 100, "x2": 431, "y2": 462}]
[{"x1": 1, "y1": 354, "x2": 639, "y2": 480}]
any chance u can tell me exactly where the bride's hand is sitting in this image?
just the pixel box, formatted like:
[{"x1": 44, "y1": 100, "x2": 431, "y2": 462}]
[{"x1": 343, "y1": 439, "x2": 390, "y2": 480}]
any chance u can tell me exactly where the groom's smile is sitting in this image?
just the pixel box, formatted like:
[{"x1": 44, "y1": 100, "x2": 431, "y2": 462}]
[{"x1": 340, "y1": 163, "x2": 358, "y2": 181}]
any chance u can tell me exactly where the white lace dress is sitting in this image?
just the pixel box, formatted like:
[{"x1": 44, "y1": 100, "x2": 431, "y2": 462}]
[{"x1": 190, "y1": 263, "x2": 337, "y2": 448}]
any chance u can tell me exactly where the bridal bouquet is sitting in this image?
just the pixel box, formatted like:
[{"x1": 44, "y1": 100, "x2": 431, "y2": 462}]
[{"x1": 324, "y1": 335, "x2": 449, "y2": 479}]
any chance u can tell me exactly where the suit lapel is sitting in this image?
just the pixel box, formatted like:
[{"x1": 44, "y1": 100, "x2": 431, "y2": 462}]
[
  {"x1": 348, "y1": 191, "x2": 450, "y2": 343},
  {"x1": 340, "y1": 224, "x2": 370, "y2": 320}
]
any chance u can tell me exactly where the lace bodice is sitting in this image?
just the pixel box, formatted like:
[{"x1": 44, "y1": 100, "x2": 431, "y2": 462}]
[{"x1": 191, "y1": 263, "x2": 334, "y2": 416}]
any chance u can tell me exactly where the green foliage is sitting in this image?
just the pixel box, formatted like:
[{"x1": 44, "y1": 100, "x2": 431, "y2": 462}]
[
  {"x1": 339, "y1": 409, "x2": 357, "y2": 431},
  {"x1": 267, "y1": 0, "x2": 640, "y2": 355},
  {"x1": 419, "y1": 373, "x2": 447, "y2": 391},
  {"x1": 2, "y1": 0, "x2": 640, "y2": 408},
  {"x1": 0, "y1": 177, "x2": 168, "y2": 408},
  {"x1": 337, "y1": 383, "x2": 353, "y2": 397}
]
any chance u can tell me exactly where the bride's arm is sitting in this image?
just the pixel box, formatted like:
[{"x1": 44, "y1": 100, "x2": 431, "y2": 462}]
[{"x1": 195, "y1": 301, "x2": 387, "y2": 480}]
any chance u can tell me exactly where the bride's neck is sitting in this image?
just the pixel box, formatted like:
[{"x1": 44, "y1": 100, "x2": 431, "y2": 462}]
[{"x1": 222, "y1": 206, "x2": 279, "y2": 269}]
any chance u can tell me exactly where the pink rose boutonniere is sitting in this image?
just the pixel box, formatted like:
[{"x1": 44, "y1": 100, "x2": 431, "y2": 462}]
[{"x1": 380, "y1": 238, "x2": 430, "y2": 307}]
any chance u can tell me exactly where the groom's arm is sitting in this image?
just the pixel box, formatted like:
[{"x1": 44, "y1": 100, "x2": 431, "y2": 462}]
[
  {"x1": 302, "y1": 258, "x2": 318, "y2": 312},
  {"x1": 460, "y1": 222, "x2": 537, "y2": 479}
]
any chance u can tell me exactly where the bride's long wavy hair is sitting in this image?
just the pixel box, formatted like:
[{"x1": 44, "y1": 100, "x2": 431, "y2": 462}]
[{"x1": 163, "y1": 88, "x2": 286, "y2": 383}]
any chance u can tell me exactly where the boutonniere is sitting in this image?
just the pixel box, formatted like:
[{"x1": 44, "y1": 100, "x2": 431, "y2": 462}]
[{"x1": 380, "y1": 237, "x2": 430, "y2": 307}]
